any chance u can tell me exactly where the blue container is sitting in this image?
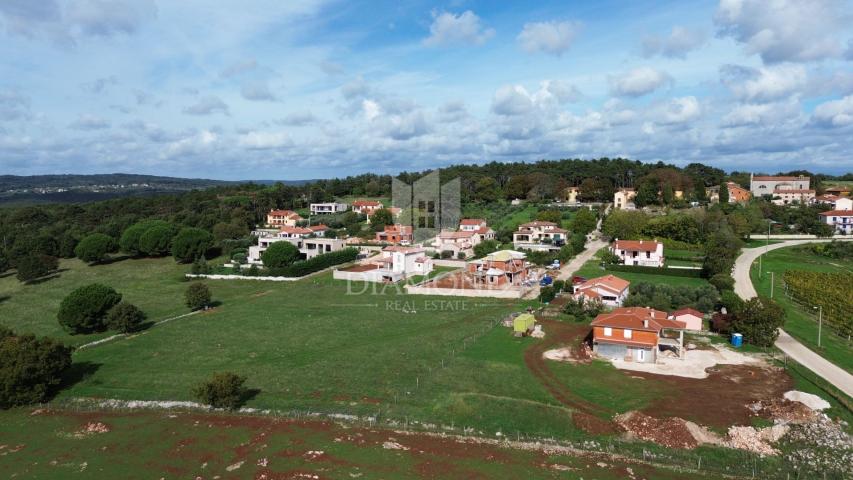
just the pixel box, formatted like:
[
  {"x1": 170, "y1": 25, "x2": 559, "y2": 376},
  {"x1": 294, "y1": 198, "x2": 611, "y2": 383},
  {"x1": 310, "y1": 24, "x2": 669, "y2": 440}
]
[
  {"x1": 540, "y1": 276, "x2": 553, "y2": 286},
  {"x1": 731, "y1": 333, "x2": 743, "y2": 347}
]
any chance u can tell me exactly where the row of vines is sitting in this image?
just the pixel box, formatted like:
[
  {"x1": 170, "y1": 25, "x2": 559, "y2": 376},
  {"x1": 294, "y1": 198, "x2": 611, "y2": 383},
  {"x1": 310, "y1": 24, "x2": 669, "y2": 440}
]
[{"x1": 783, "y1": 271, "x2": 853, "y2": 338}]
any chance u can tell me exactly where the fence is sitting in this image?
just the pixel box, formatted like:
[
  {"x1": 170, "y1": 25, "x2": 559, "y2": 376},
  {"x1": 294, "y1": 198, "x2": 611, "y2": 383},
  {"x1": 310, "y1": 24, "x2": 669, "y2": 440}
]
[
  {"x1": 780, "y1": 280, "x2": 853, "y2": 343},
  {"x1": 605, "y1": 264, "x2": 703, "y2": 278}
]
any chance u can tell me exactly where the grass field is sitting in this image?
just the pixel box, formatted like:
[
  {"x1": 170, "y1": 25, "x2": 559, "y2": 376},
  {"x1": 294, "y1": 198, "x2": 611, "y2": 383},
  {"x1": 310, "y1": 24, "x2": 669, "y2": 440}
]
[
  {"x1": 749, "y1": 244, "x2": 853, "y2": 373},
  {"x1": 743, "y1": 238, "x2": 783, "y2": 248},
  {"x1": 574, "y1": 249, "x2": 711, "y2": 289}
]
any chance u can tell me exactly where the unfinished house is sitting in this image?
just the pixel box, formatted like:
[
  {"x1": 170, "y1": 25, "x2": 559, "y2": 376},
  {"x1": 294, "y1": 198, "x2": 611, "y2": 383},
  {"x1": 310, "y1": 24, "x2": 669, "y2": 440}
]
[{"x1": 590, "y1": 307, "x2": 686, "y2": 363}]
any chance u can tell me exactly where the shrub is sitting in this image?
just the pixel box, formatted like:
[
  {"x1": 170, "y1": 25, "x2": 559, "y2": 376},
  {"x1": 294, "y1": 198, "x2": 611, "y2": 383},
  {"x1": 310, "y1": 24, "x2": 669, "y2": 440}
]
[
  {"x1": 709, "y1": 273, "x2": 735, "y2": 292},
  {"x1": 624, "y1": 282, "x2": 719, "y2": 312},
  {"x1": 268, "y1": 248, "x2": 358, "y2": 277},
  {"x1": 172, "y1": 227, "x2": 214, "y2": 263},
  {"x1": 15, "y1": 254, "x2": 58, "y2": 283},
  {"x1": 0, "y1": 253, "x2": 7, "y2": 274},
  {"x1": 456, "y1": 251, "x2": 466, "y2": 260},
  {"x1": 185, "y1": 283, "x2": 212, "y2": 310},
  {"x1": 440, "y1": 250, "x2": 453, "y2": 259},
  {"x1": 539, "y1": 286, "x2": 556, "y2": 303},
  {"x1": 58, "y1": 236, "x2": 78, "y2": 258},
  {"x1": 552, "y1": 279, "x2": 566, "y2": 292},
  {"x1": 473, "y1": 239, "x2": 499, "y2": 258},
  {"x1": 74, "y1": 233, "x2": 117, "y2": 264},
  {"x1": 562, "y1": 298, "x2": 603, "y2": 322},
  {"x1": 191, "y1": 258, "x2": 212, "y2": 275},
  {"x1": 57, "y1": 283, "x2": 122, "y2": 334},
  {"x1": 106, "y1": 302, "x2": 146, "y2": 333},
  {"x1": 261, "y1": 241, "x2": 300, "y2": 268},
  {"x1": 192, "y1": 372, "x2": 248, "y2": 410},
  {"x1": 0, "y1": 327, "x2": 73, "y2": 408},
  {"x1": 730, "y1": 297, "x2": 784, "y2": 347}
]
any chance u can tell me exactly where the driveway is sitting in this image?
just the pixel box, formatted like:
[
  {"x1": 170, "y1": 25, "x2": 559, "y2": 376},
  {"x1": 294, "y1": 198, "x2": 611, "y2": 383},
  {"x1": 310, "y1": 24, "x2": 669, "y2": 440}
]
[{"x1": 732, "y1": 238, "x2": 853, "y2": 397}]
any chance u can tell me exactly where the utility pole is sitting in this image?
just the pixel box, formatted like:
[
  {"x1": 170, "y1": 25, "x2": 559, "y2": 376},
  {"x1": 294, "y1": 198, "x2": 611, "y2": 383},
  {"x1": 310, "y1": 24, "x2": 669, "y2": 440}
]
[
  {"x1": 770, "y1": 271, "x2": 774, "y2": 299},
  {"x1": 814, "y1": 305, "x2": 823, "y2": 348}
]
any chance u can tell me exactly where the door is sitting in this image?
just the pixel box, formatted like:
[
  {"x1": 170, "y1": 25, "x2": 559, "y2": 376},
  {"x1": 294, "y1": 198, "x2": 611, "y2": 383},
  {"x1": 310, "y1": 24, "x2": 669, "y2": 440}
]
[{"x1": 637, "y1": 349, "x2": 645, "y2": 362}]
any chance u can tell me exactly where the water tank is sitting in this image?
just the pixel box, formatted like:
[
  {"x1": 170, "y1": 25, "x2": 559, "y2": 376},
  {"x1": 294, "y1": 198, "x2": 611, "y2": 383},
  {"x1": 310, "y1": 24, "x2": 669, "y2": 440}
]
[{"x1": 731, "y1": 333, "x2": 743, "y2": 347}]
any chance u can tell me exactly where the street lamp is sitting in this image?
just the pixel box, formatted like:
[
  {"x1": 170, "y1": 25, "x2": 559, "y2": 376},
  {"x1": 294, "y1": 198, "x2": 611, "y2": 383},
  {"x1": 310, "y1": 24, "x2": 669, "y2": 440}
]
[{"x1": 813, "y1": 305, "x2": 823, "y2": 348}]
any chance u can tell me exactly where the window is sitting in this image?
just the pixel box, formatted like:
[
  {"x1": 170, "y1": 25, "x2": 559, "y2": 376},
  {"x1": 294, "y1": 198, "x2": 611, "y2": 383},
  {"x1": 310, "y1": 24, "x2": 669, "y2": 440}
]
[
  {"x1": 603, "y1": 327, "x2": 612, "y2": 336},
  {"x1": 624, "y1": 329, "x2": 632, "y2": 339}
]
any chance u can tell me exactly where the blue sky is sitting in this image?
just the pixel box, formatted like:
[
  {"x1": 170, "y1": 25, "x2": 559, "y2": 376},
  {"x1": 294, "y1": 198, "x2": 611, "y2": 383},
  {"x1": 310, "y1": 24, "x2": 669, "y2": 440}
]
[{"x1": 1, "y1": 0, "x2": 852, "y2": 179}]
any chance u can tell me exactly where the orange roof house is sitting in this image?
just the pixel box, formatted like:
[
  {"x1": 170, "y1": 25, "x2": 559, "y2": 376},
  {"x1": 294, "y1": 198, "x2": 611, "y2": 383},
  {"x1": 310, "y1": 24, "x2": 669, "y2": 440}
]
[
  {"x1": 351, "y1": 200, "x2": 383, "y2": 214},
  {"x1": 611, "y1": 239, "x2": 664, "y2": 267},
  {"x1": 669, "y1": 308, "x2": 704, "y2": 331},
  {"x1": 572, "y1": 274, "x2": 630, "y2": 307},
  {"x1": 726, "y1": 182, "x2": 751, "y2": 203},
  {"x1": 590, "y1": 307, "x2": 686, "y2": 363},
  {"x1": 375, "y1": 224, "x2": 413, "y2": 244},
  {"x1": 267, "y1": 209, "x2": 304, "y2": 227}
]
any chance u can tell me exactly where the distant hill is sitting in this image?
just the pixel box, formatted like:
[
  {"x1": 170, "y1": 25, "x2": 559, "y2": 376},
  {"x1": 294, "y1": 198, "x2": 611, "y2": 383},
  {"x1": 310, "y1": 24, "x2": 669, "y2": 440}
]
[{"x1": 0, "y1": 173, "x2": 317, "y2": 206}]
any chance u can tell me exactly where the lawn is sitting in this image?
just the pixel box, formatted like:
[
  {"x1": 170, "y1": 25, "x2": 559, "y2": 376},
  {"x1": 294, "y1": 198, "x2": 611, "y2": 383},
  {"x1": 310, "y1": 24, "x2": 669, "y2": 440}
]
[
  {"x1": 749, "y1": 244, "x2": 853, "y2": 373},
  {"x1": 574, "y1": 248, "x2": 712, "y2": 288},
  {"x1": 743, "y1": 238, "x2": 783, "y2": 248}
]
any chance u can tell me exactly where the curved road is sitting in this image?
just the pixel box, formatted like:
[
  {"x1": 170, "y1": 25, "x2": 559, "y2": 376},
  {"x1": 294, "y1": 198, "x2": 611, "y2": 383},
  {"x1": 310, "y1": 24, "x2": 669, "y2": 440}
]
[{"x1": 733, "y1": 239, "x2": 853, "y2": 397}]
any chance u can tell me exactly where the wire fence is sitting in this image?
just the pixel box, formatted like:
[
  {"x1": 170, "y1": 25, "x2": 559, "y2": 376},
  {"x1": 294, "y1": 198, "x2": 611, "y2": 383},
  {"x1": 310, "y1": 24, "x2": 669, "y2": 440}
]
[{"x1": 780, "y1": 281, "x2": 853, "y2": 345}]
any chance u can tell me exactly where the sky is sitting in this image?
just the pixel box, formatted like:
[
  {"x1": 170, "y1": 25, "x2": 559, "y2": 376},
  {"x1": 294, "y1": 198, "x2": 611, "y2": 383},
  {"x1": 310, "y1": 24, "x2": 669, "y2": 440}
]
[{"x1": 1, "y1": 0, "x2": 853, "y2": 180}]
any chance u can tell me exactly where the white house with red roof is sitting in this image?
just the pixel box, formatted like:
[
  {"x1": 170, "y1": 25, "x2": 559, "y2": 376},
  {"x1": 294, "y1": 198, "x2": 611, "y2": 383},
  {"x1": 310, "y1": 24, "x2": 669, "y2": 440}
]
[
  {"x1": 266, "y1": 209, "x2": 303, "y2": 227},
  {"x1": 668, "y1": 308, "x2": 704, "y2": 331},
  {"x1": 512, "y1": 221, "x2": 567, "y2": 251},
  {"x1": 819, "y1": 200, "x2": 853, "y2": 234},
  {"x1": 611, "y1": 239, "x2": 664, "y2": 267},
  {"x1": 334, "y1": 245, "x2": 432, "y2": 283},
  {"x1": 572, "y1": 274, "x2": 630, "y2": 307},
  {"x1": 591, "y1": 307, "x2": 686, "y2": 363},
  {"x1": 351, "y1": 200, "x2": 383, "y2": 215}
]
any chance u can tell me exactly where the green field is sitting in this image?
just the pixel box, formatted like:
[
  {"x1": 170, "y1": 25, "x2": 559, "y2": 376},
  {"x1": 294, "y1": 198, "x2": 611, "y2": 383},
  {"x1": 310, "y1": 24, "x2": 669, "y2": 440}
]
[{"x1": 749, "y1": 244, "x2": 853, "y2": 373}]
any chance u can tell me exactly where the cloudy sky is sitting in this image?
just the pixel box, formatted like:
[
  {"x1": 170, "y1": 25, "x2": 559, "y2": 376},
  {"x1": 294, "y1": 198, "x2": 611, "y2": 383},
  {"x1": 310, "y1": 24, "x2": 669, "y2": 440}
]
[{"x1": 1, "y1": 0, "x2": 852, "y2": 180}]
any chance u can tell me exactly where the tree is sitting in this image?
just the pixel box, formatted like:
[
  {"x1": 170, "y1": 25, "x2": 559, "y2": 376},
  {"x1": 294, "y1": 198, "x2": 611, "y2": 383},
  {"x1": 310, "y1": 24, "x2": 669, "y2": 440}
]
[
  {"x1": 662, "y1": 183, "x2": 674, "y2": 205},
  {"x1": 370, "y1": 208, "x2": 394, "y2": 232},
  {"x1": 192, "y1": 372, "x2": 249, "y2": 410},
  {"x1": 74, "y1": 233, "x2": 117, "y2": 264},
  {"x1": 536, "y1": 209, "x2": 562, "y2": 224},
  {"x1": 138, "y1": 225, "x2": 173, "y2": 256},
  {"x1": 539, "y1": 286, "x2": 556, "y2": 303},
  {"x1": 602, "y1": 210, "x2": 648, "y2": 240},
  {"x1": 709, "y1": 273, "x2": 735, "y2": 292},
  {"x1": 718, "y1": 182, "x2": 730, "y2": 204},
  {"x1": 15, "y1": 255, "x2": 58, "y2": 283},
  {"x1": 106, "y1": 302, "x2": 146, "y2": 333},
  {"x1": 58, "y1": 236, "x2": 78, "y2": 258},
  {"x1": 634, "y1": 180, "x2": 659, "y2": 207},
  {"x1": 185, "y1": 282, "x2": 212, "y2": 311},
  {"x1": 119, "y1": 219, "x2": 172, "y2": 255},
  {"x1": 0, "y1": 253, "x2": 7, "y2": 274},
  {"x1": 57, "y1": 283, "x2": 122, "y2": 334},
  {"x1": 261, "y1": 241, "x2": 300, "y2": 268},
  {"x1": 0, "y1": 327, "x2": 73, "y2": 408},
  {"x1": 474, "y1": 177, "x2": 500, "y2": 202},
  {"x1": 473, "y1": 239, "x2": 499, "y2": 258},
  {"x1": 730, "y1": 297, "x2": 784, "y2": 347},
  {"x1": 703, "y1": 225, "x2": 743, "y2": 277},
  {"x1": 571, "y1": 208, "x2": 597, "y2": 236},
  {"x1": 172, "y1": 227, "x2": 214, "y2": 263}
]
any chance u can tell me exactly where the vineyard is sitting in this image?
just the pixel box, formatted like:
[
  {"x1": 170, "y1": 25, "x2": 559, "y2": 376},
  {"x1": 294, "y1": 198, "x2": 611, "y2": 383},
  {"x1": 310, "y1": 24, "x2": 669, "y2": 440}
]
[{"x1": 783, "y1": 271, "x2": 853, "y2": 339}]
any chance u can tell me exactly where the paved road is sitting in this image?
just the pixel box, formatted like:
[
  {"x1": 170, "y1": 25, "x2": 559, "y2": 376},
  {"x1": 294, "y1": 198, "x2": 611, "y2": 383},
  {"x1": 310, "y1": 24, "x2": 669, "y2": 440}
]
[{"x1": 732, "y1": 238, "x2": 853, "y2": 397}]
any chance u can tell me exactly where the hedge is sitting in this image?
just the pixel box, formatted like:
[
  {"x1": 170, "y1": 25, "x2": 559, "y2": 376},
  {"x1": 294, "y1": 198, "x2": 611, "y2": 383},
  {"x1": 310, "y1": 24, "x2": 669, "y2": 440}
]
[
  {"x1": 268, "y1": 247, "x2": 359, "y2": 277},
  {"x1": 605, "y1": 264, "x2": 703, "y2": 278}
]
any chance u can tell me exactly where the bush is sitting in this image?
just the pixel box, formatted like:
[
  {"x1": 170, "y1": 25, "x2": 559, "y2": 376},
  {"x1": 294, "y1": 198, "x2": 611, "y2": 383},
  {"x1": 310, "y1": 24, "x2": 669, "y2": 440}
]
[
  {"x1": 730, "y1": 297, "x2": 784, "y2": 347},
  {"x1": 0, "y1": 253, "x2": 7, "y2": 274},
  {"x1": 58, "y1": 236, "x2": 78, "y2": 258},
  {"x1": 172, "y1": 227, "x2": 214, "y2": 263},
  {"x1": 624, "y1": 282, "x2": 719, "y2": 312},
  {"x1": 552, "y1": 279, "x2": 566, "y2": 292},
  {"x1": 0, "y1": 327, "x2": 73, "y2": 408},
  {"x1": 74, "y1": 233, "x2": 117, "y2": 264},
  {"x1": 261, "y1": 241, "x2": 301, "y2": 268},
  {"x1": 191, "y1": 258, "x2": 212, "y2": 274},
  {"x1": 720, "y1": 290, "x2": 745, "y2": 314},
  {"x1": 473, "y1": 239, "x2": 499, "y2": 258},
  {"x1": 15, "y1": 254, "x2": 58, "y2": 282},
  {"x1": 709, "y1": 273, "x2": 735, "y2": 292},
  {"x1": 192, "y1": 372, "x2": 248, "y2": 410},
  {"x1": 185, "y1": 282, "x2": 212, "y2": 310},
  {"x1": 440, "y1": 250, "x2": 453, "y2": 259},
  {"x1": 539, "y1": 286, "x2": 556, "y2": 303},
  {"x1": 605, "y1": 264, "x2": 703, "y2": 277},
  {"x1": 563, "y1": 297, "x2": 603, "y2": 322},
  {"x1": 456, "y1": 251, "x2": 466, "y2": 260},
  {"x1": 57, "y1": 283, "x2": 122, "y2": 334},
  {"x1": 268, "y1": 248, "x2": 358, "y2": 277},
  {"x1": 106, "y1": 302, "x2": 146, "y2": 333}
]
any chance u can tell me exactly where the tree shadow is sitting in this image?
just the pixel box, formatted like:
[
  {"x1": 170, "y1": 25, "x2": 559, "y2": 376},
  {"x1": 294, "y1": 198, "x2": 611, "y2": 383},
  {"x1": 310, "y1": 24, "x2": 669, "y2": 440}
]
[
  {"x1": 56, "y1": 361, "x2": 102, "y2": 393},
  {"x1": 208, "y1": 300, "x2": 223, "y2": 308},
  {"x1": 0, "y1": 271, "x2": 14, "y2": 279},
  {"x1": 95, "y1": 255, "x2": 133, "y2": 266},
  {"x1": 24, "y1": 273, "x2": 62, "y2": 285},
  {"x1": 239, "y1": 388, "x2": 261, "y2": 408}
]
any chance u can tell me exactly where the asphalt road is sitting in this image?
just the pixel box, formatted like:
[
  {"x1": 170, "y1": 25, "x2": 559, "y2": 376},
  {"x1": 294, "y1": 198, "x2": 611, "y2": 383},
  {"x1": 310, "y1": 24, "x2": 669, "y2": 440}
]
[{"x1": 732, "y1": 239, "x2": 853, "y2": 398}]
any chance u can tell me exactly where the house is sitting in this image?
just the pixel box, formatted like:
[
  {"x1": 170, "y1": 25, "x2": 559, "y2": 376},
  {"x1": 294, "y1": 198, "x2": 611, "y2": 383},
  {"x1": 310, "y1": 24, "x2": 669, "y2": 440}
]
[
  {"x1": 614, "y1": 188, "x2": 636, "y2": 210},
  {"x1": 572, "y1": 275, "x2": 630, "y2": 307},
  {"x1": 563, "y1": 186, "x2": 580, "y2": 204},
  {"x1": 726, "y1": 182, "x2": 751, "y2": 203},
  {"x1": 351, "y1": 200, "x2": 383, "y2": 215},
  {"x1": 307, "y1": 224, "x2": 329, "y2": 237},
  {"x1": 590, "y1": 307, "x2": 687, "y2": 363},
  {"x1": 750, "y1": 174, "x2": 810, "y2": 196},
  {"x1": 825, "y1": 186, "x2": 850, "y2": 197},
  {"x1": 310, "y1": 202, "x2": 348, "y2": 215},
  {"x1": 815, "y1": 195, "x2": 851, "y2": 210},
  {"x1": 772, "y1": 188, "x2": 815, "y2": 206},
  {"x1": 512, "y1": 221, "x2": 567, "y2": 251},
  {"x1": 668, "y1": 308, "x2": 704, "y2": 331},
  {"x1": 333, "y1": 246, "x2": 432, "y2": 283},
  {"x1": 375, "y1": 224, "x2": 414, "y2": 244},
  {"x1": 248, "y1": 236, "x2": 346, "y2": 264},
  {"x1": 611, "y1": 239, "x2": 664, "y2": 267},
  {"x1": 266, "y1": 209, "x2": 303, "y2": 227},
  {"x1": 466, "y1": 250, "x2": 529, "y2": 287},
  {"x1": 819, "y1": 208, "x2": 853, "y2": 234},
  {"x1": 277, "y1": 226, "x2": 313, "y2": 238},
  {"x1": 433, "y1": 230, "x2": 479, "y2": 256},
  {"x1": 459, "y1": 219, "x2": 495, "y2": 240}
]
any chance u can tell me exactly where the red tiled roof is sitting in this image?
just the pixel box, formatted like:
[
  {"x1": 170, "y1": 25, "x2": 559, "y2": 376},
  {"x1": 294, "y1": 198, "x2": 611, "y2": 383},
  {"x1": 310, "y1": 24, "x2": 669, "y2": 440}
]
[
  {"x1": 816, "y1": 194, "x2": 839, "y2": 202},
  {"x1": 352, "y1": 200, "x2": 382, "y2": 207},
  {"x1": 439, "y1": 230, "x2": 475, "y2": 239},
  {"x1": 477, "y1": 226, "x2": 494, "y2": 234},
  {"x1": 825, "y1": 186, "x2": 850, "y2": 193},
  {"x1": 591, "y1": 307, "x2": 685, "y2": 332},
  {"x1": 519, "y1": 221, "x2": 557, "y2": 228},
  {"x1": 383, "y1": 246, "x2": 424, "y2": 254},
  {"x1": 308, "y1": 224, "x2": 328, "y2": 231},
  {"x1": 819, "y1": 210, "x2": 853, "y2": 216},
  {"x1": 576, "y1": 274, "x2": 630, "y2": 294},
  {"x1": 269, "y1": 209, "x2": 301, "y2": 218},
  {"x1": 671, "y1": 308, "x2": 704, "y2": 319},
  {"x1": 460, "y1": 218, "x2": 486, "y2": 226},
  {"x1": 279, "y1": 226, "x2": 312, "y2": 235},
  {"x1": 753, "y1": 176, "x2": 809, "y2": 181},
  {"x1": 613, "y1": 240, "x2": 661, "y2": 252}
]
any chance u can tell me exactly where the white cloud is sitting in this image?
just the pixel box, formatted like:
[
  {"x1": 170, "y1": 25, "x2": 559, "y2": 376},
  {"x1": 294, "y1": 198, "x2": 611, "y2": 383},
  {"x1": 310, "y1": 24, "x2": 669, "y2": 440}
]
[
  {"x1": 164, "y1": 129, "x2": 219, "y2": 158},
  {"x1": 423, "y1": 10, "x2": 494, "y2": 47},
  {"x1": 609, "y1": 67, "x2": 672, "y2": 97},
  {"x1": 657, "y1": 96, "x2": 701, "y2": 124},
  {"x1": 362, "y1": 99, "x2": 382, "y2": 121},
  {"x1": 720, "y1": 64, "x2": 806, "y2": 102},
  {"x1": 517, "y1": 20, "x2": 581, "y2": 56},
  {"x1": 812, "y1": 95, "x2": 853, "y2": 127},
  {"x1": 241, "y1": 82, "x2": 276, "y2": 101},
  {"x1": 182, "y1": 96, "x2": 229, "y2": 116},
  {"x1": 69, "y1": 114, "x2": 110, "y2": 130},
  {"x1": 715, "y1": 0, "x2": 846, "y2": 63},
  {"x1": 491, "y1": 85, "x2": 534, "y2": 116},
  {"x1": 642, "y1": 26, "x2": 706, "y2": 59},
  {"x1": 722, "y1": 100, "x2": 799, "y2": 127},
  {"x1": 238, "y1": 131, "x2": 292, "y2": 149}
]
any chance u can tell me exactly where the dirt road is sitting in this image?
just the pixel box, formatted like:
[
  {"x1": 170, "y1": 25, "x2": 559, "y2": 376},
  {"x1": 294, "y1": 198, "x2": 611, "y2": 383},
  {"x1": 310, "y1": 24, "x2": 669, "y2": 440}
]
[{"x1": 732, "y1": 238, "x2": 853, "y2": 397}]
